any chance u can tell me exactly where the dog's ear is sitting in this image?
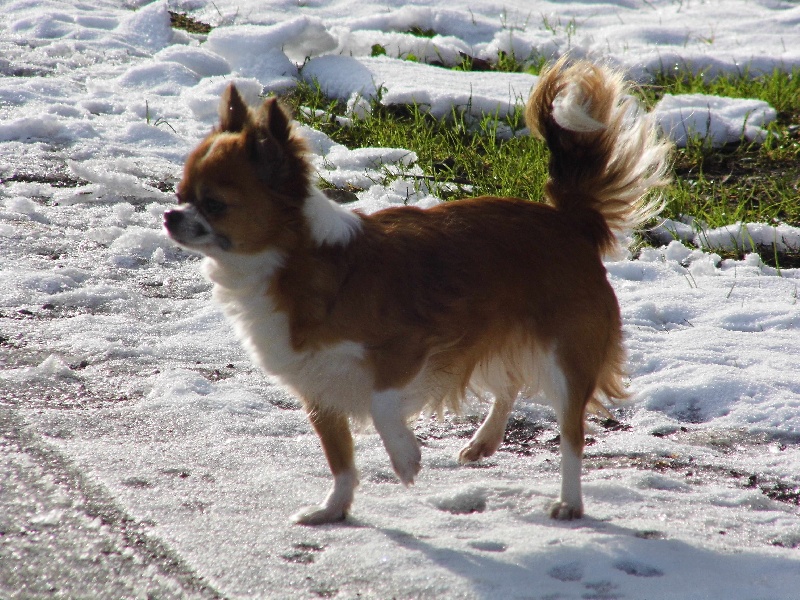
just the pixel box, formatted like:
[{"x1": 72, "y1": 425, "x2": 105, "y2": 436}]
[
  {"x1": 244, "y1": 98, "x2": 308, "y2": 195},
  {"x1": 240, "y1": 100, "x2": 283, "y2": 182},
  {"x1": 255, "y1": 97, "x2": 293, "y2": 144},
  {"x1": 219, "y1": 84, "x2": 250, "y2": 132},
  {"x1": 243, "y1": 99, "x2": 290, "y2": 179}
]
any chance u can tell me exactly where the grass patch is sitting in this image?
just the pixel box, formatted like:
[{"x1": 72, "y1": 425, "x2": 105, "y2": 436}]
[
  {"x1": 638, "y1": 68, "x2": 800, "y2": 233},
  {"x1": 453, "y1": 50, "x2": 548, "y2": 75},
  {"x1": 283, "y1": 81, "x2": 549, "y2": 202},
  {"x1": 406, "y1": 26, "x2": 437, "y2": 38},
  {"x1": 286, "y1": 61, "x2": 800, "y2": 266},
  {"x1": 164, "y1": 7, "x2": 798, "y2": 258}
]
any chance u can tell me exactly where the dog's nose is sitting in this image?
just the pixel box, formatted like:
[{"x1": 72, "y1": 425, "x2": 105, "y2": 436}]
[{"x1": 163, "y1": 209, "x2": 183, "y2": 231}]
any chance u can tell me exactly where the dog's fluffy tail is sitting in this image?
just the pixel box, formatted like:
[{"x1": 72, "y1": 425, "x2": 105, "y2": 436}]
[{"x1": 526, "y1": 58, "x2": 672, "y2": 252}]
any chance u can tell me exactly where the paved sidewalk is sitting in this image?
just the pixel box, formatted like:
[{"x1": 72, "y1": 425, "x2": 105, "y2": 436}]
[{"x1": 0, "y1": 409, "x2": 223, "y2": 600}]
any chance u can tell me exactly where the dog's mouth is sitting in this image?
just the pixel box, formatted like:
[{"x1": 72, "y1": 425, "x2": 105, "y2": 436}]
[{"x1": 163, "y1": 207, "x2": 232, "y2": 252}]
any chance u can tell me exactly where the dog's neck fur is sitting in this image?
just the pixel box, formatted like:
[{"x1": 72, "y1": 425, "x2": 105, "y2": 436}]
[
  {"x1": 302, "y1": 186, "x2": 362, "y2": 247},
  {"x1": 202, "y1": 249, "x2": 285, "y2": 292}
]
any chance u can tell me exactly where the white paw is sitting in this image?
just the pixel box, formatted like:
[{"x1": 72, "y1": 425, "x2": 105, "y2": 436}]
[
  {"x1": 371, "y1": 389, "x2": 422, "y2": 485},
  {"x1": 291, "y1": 471, "x2": 357, "y2": 525},
  {"x1": 389, "y1": 437, "x2": 422, "y2": 486},
  {"x1": 291, "y1": 504, "x2": 347, "y2": 526},
  {"x1": 458, "y1": 438, "x2": 500, "y2": 464},
  {"x1": 549, "y1": 500, "x2": 584, "y2": 520}
]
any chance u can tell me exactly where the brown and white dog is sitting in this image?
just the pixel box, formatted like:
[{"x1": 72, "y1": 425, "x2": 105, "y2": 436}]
[{"x1": 164, "y1": 59, "x2": 671, "y2": 524}]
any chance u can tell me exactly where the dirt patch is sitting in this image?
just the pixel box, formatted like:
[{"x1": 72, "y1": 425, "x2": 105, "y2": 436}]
[
  {"x1": 746, "y1": 474, "x2": 800, "y2": 506},
  {"x1": 169, "y1": 12, "x2": 212, "y2": 35},
  {"x1": 0, "y1": 380, "x2": 134, "y2": 412},
  {"x1": 1, "y1": 171, "x2": 87, "y2": 189}
]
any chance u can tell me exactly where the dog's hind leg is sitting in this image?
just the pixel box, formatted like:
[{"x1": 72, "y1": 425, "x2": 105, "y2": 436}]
[
  {"x1": 292, "y1": 408, "x2": 359, "y2": 525},
  {"x1": 550, "y1": 394, "x2": 586, "y2": 520},
  {"x1": 542, "y1": 350, "x2": 592, "y2": 520},
  {"x1": 371, "y1": 389, "x2": 422, "y2": 485},
  {"x1": 458, "y1": 385, "x2": 519, "y2": 464}
]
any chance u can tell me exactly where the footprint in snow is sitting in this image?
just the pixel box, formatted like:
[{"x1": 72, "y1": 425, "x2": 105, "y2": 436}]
[
  {"x1": 547, "y1": 561, "x2": 583, "y2": 582},
  {"x1": 583, "y1": 580, "x2": 623, "y2": 600},
  {"x1": 280, "y1": 542, "x2": 326, "y2": 565},
  {"x1": 467, "y1": 540, "x2": 507, "y2": 552},
  {"x1": 545, "y1": 557, "x2": 662, "y2": 599},
  {"x1": 613, "y1": 559, "x2": 664, "y2": 577}
]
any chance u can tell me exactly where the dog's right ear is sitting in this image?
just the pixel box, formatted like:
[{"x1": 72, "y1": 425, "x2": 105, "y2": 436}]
[{"x1": 219, "y1": 84, "x2": 250, "y2": 133}]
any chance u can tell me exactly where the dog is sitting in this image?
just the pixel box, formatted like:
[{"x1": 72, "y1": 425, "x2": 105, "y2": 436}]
[{"x1": 164, "y1": 58, "x2": 671, "y2": 524}]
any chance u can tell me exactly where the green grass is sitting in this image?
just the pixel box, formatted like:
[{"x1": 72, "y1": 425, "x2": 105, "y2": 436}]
[
  {"x1": 283, "y1": 62, "x2": 800, "y2": 265},
  {"x1": 168, "y1": 14, "x2": 799, "y2": 248},
  {"x1": 639, "y1": 68, "x2": 800, "y2": 234},
  {"x1": 283, "y1": 81, "x2": 550, "y2": 202}
]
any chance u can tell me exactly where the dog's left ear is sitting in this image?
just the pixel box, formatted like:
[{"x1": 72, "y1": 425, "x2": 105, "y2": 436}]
[
  {"x1": 219, "y1": 84, "x2": 250, "y2": 132},
  {"x1": 243, "y1": 98, "x2": 297, "y2": 185},
  {"x1": 255, "y1": 97, "x2": 293, "y2": 145}
]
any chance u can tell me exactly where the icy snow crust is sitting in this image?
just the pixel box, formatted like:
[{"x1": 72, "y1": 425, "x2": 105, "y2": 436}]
[{"x1": 2, "y1": 1, "x2": 800, "y2": 598}]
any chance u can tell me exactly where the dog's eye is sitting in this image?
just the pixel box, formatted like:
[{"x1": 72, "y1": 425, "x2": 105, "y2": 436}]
[{"x1": 201, "y1": 197, "x2": 227, "y2": 217}]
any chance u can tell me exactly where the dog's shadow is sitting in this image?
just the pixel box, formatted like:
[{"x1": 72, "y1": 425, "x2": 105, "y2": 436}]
[
  {"x1": 351, "y1": 517, "x2": 799, "y2": 600},
  {"x1": 377, "y1": 524, "x2": 542, "y2": 593}
]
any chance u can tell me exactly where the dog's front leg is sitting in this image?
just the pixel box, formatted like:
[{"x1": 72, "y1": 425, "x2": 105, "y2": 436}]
[
  {"x1": 292, "y1": 407, "x2": 359, "y2": 525},
  {"x1": 371, "y1": 389, "x2": 421, "y2": 485}
]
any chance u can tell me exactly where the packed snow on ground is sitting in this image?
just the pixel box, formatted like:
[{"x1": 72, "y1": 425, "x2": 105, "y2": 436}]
[{"x1": 2, "y1": 1, "x2": 800, "y2": 599}]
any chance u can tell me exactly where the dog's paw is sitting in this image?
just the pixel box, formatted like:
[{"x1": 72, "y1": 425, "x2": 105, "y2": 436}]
[
  {"x1": 291, "y1": 504, "x2": 348, "y2": 526},
  {"x1": 389, "y1": 439, "x2": 422, "y2": 486},
  {"x1": 549, "y1": 500, "x2": 584, "y2": 520},
  {"x1": 378, "y1": 427, "x2": 421, "y2": 486},
  {"x1": 292, "y1": 472, "x2": 357, "y2": 525},
  {"x1": 458, "y1": 439, "x2": 498, "y2": 464}
]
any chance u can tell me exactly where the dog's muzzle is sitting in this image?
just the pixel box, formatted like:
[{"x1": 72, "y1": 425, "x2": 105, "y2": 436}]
[
  {"x1": 164, "y1": 206, "x2": 229, "y2": 250},
  {"x1": 163, "y1": 208, "x2": 185, "y2": 234}
]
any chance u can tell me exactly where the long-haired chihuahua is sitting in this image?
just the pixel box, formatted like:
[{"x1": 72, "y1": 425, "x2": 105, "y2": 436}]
[{"x1": 164, "y1": 58, "x2": 671, "y2": 524}]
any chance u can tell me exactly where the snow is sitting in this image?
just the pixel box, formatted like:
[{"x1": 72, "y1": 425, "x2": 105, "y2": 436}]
[
  {"x1": 303, "y1": 55, "x2": 538, "y2": 119},
  {"x1": 654, "y1": 94, "x2": 778, "y2": 147},
  {"x1": 1, "y1": 0, "x2": 800, "y2": 598},
  {"x1": 652, "y1": 219, "x2": 800, "y2": 257}
]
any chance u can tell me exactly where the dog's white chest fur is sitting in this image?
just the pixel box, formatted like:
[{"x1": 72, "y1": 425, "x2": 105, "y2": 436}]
[{"x1": 203, "y1": 252, "x2": 373, "y2": 417}]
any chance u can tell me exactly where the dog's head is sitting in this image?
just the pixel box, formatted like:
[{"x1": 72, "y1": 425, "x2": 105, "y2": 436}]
[{"x1": 164, "y1": 85, "x2": 310, "y2": 258}]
